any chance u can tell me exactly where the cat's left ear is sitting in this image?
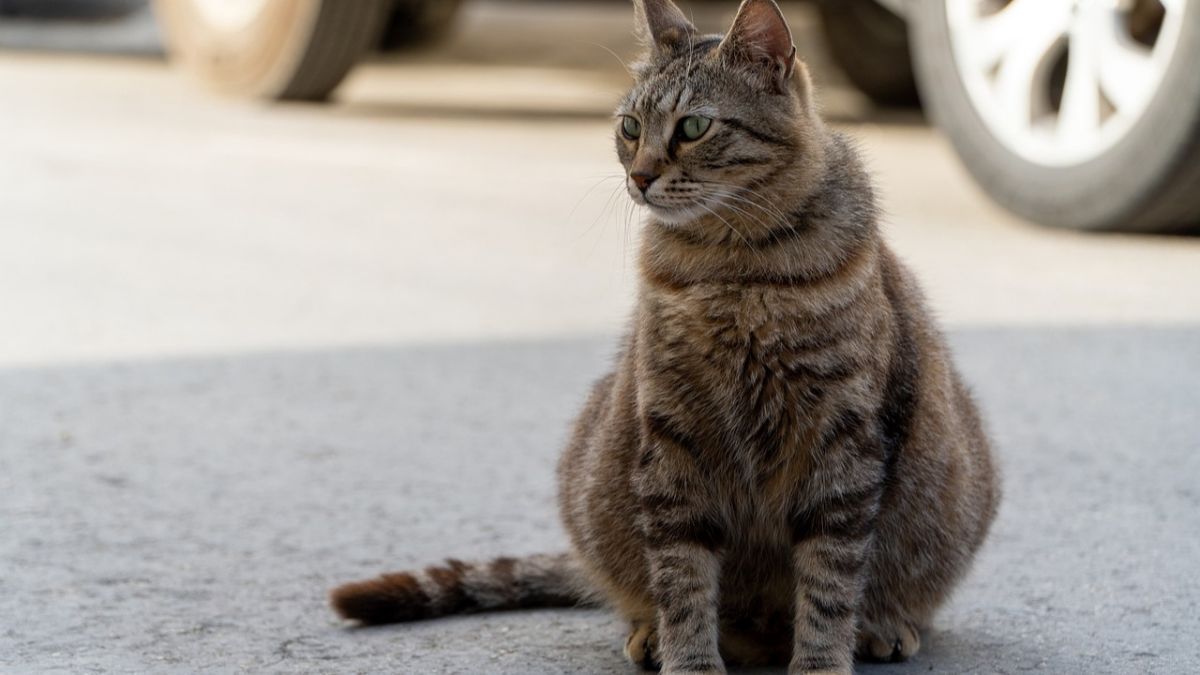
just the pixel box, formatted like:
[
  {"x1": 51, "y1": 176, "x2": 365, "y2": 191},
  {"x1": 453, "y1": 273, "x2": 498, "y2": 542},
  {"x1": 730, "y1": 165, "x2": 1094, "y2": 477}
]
[{"x1": 719, "y1": 0, "x2": 797, "y2": 93}]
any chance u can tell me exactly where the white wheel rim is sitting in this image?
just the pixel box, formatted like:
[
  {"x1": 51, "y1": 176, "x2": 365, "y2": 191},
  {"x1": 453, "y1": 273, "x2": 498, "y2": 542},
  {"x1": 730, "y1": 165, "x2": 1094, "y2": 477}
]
[
  {"x1": 947, "y1": 0, "x2": 1187, "y2": 167},
  {"x1": 189, "y1": 0, "x2": 273, "y2": 32}
]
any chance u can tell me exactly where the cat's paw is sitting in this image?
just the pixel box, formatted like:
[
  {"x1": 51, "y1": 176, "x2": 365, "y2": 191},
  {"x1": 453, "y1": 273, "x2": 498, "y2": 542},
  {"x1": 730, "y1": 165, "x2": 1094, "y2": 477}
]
[
  {"x1": 856, "y1": 617, "x2": 920, "y2": 662},
  {"x1": 624, "y1": 621, "x2": 661, "y2": 671}
]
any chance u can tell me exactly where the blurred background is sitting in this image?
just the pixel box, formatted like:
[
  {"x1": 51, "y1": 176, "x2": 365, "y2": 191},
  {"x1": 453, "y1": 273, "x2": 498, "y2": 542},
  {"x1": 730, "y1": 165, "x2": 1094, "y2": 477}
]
[
  {"x1": 1, "y1": 0, "x2": 1198, "y2": 366},
  {"x1": 2, "y1": 2, "x2": 1198, "y2": 674}
]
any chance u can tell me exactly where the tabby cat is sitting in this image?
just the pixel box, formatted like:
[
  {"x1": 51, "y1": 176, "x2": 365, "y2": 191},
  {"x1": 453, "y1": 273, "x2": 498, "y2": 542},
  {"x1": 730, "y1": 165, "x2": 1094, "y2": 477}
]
[{"x1": 330, "y1": 1, "x2": 1000, "y2": 673}]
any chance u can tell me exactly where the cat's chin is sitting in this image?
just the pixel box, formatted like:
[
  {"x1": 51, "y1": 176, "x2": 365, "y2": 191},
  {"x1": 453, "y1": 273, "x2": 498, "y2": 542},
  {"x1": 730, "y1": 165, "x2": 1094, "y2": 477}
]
[{"x1": 647, "y1": 203, "x2": 707, "y2": 226}]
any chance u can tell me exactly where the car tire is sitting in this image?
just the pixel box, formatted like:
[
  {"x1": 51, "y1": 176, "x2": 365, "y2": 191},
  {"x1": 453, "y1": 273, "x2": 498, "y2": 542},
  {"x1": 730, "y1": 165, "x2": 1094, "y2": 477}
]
[
  {"x1": 909, "y1": 0, "x2": 1200, "y2": 232},
  {"x1": 816, "y1": 0, "x2": 920, "y2": 107},
  {"x1": 153, "y1": 0, "x2": 392, "y2": 101}
]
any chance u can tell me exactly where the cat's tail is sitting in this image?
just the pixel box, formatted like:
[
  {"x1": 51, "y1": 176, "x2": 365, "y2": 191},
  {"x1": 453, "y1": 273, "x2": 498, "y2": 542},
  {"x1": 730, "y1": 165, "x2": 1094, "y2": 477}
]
[{"x1": 330, "y1": 552, "x2": 596, "y2": 625}]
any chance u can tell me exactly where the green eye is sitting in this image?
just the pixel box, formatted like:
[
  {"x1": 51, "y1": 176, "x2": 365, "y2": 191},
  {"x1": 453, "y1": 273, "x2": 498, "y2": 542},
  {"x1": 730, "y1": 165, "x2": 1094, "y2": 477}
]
[
  {"x1": 621, "y1": 116, "x2": 642, "y2": 140},
  {"x1": 679, "y1": 116, "x2": 712, "y2": 141}
]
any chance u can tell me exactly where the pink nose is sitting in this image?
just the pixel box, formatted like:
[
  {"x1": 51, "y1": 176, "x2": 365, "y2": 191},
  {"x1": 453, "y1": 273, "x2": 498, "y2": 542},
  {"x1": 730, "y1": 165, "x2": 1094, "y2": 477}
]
[{"x1": 631, "y1": 171, "x2": 659, "y2": 192}]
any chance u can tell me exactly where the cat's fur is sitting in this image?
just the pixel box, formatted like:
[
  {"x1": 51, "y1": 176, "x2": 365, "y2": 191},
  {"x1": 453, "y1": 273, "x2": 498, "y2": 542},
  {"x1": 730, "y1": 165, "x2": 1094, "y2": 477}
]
[{"x1": 330, "y1": 1, "x2": 1000, "y2": 673}]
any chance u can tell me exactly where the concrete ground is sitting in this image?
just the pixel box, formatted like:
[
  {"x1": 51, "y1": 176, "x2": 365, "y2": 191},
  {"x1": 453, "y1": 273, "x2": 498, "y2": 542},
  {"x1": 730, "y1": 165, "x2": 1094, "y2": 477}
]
[{"x1": 2, "y1": 2, "x2": 1199, "y2": 674}]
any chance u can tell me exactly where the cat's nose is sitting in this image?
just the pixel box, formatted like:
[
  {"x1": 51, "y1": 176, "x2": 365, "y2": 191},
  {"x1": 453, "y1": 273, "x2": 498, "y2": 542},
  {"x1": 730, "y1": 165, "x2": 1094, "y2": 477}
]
[{"x1": 630, "y1": 171, "x2": 660, "y2": 193}]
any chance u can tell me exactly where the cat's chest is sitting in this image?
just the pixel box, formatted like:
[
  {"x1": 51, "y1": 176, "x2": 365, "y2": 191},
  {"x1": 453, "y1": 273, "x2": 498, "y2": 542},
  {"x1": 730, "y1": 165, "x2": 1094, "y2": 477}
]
[
  {"x1": 638, "y1": 285, "x2": 886, "y2": 517},
  {"x1": 639, "y1": 286, "x2": 874, "y2": 447},
  {"x1": 642, "y1": 286, "x2": 856, "y2": 390}
]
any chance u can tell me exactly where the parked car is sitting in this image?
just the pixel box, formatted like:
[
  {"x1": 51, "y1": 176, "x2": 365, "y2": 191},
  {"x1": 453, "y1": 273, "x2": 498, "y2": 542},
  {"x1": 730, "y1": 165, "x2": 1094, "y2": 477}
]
[
  {"x1": 149, "y1": 0, "x2": 1200, "y2": 233},
  {"x1": 152, "y1": 0, "x2": 459, "y2": 101}
]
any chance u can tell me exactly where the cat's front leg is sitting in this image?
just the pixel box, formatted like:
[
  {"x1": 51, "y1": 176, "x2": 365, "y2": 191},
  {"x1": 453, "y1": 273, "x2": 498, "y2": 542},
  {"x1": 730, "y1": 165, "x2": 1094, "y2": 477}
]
[
  {"x1": 787, "y1": 478, "x2": 883, "y2": 675},
  {"x1": 645, "y1": 541, "x2": 723, "y2": 674},
  {"x1": 634, "y1": 417, "x2": 725, "y2": 675}
]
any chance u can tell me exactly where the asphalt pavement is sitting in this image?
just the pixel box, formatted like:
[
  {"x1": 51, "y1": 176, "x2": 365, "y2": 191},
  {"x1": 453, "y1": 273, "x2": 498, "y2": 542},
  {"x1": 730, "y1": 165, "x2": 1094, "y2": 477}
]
[
  {"x1": 3, "y1": 329, "x2": 1198, "y2": 674},
  {"x1": 2, "y1": 2, "x2": 1199, "y2": 674}
]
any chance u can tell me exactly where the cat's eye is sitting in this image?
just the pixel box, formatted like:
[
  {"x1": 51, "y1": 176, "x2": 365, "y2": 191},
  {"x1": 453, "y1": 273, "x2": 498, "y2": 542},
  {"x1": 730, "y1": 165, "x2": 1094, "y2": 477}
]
[
  {"x1": 621, "y1": 116, "x2": 642, "y2": 140},
  {"x1": 679, "y1": 116, "x2": 712, "y2": 141}
]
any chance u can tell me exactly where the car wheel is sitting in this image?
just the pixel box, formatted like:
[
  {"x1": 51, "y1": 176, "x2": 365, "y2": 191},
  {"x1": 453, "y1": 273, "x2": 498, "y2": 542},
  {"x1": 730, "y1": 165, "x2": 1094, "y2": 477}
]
[
  {"x1": 910, "y1": 0, "x2": 1200, "y2": 232},
  {"x1": 816, "y1": 0, "x2": 920, "y2": 107},
  {"x1": 153, "y1": 0, "x2": 392, "y2": 101}
]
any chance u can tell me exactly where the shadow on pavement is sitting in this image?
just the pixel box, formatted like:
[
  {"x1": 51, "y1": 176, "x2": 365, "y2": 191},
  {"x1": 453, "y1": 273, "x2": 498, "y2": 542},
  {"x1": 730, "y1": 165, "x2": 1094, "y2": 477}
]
[{"x1": 2, "y1": 326, "x2": 1196, "y2": 673}]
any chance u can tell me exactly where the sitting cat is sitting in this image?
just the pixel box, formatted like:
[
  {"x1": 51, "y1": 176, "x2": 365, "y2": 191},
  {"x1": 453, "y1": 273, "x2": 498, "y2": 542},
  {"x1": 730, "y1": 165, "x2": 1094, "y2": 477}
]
[{"x1": 331, "y1": 1, "x2": 1000, "y2": 673}]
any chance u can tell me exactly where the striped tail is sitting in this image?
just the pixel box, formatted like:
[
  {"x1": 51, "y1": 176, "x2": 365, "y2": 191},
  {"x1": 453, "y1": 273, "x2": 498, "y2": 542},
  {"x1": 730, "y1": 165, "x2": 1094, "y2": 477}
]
[{"x1": 330, "y1": 552, "x2": 594, "y2": 625}]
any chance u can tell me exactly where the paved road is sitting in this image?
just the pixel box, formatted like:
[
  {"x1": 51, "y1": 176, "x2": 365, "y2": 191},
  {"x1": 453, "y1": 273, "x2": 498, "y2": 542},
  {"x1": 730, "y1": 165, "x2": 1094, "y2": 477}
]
[
  {"x1": 2, "y1": 3, "x2": 1199, "y2": 673},
  {"x1": 3, "y1": 330, "x2": 1198, "y2": 674}
]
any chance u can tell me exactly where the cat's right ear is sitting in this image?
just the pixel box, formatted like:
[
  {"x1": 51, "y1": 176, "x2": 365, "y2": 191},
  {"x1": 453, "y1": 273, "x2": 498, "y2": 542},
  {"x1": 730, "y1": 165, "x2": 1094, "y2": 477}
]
[{"x1": 633, "y1": 0, "x2": 698, "y2": 54}]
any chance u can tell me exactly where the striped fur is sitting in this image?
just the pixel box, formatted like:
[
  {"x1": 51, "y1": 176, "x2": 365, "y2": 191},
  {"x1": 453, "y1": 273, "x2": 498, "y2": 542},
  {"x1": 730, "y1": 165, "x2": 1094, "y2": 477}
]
[
  {"x1": 332, "y1": 2, "x2": 999, "y2": 673},
  {"x1": 330, "y1": 553, "x2": 589, "y2": 624}
]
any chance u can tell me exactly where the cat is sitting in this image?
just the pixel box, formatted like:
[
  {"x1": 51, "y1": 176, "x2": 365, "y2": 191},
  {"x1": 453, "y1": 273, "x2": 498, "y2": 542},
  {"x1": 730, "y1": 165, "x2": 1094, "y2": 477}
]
[{"x1": 330, "y1": 1, "x2": 1000, "y2": 673}]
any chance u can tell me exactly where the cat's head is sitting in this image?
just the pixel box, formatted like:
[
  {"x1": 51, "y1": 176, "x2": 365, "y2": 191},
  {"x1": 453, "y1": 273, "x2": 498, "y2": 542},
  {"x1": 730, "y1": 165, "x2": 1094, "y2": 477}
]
[{"x1": 617, "y1": 0, "x2": 823, "y2": 226}]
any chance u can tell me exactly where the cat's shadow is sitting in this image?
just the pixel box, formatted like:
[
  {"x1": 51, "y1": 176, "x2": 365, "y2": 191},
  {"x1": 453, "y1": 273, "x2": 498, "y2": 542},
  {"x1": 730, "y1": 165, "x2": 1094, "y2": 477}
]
[
  {"x1": 345, "y1": 613, "x2": 1059, "y2": 674},
  {"x1": 734, "y1": 626, "x2": 1066, "y2": 674}
]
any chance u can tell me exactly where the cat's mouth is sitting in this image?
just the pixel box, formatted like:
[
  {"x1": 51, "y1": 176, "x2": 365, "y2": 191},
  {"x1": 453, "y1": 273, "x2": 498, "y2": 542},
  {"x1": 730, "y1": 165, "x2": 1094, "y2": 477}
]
[
  {"x1": 647, "y1": 202, "x2": 704, "y2": 225},
  {"x1": 643, "y1": 199, "x2": 709, "y2": 226},
  {"x1": 631, "y1": 184, "x2": 711, "y2": 225}
]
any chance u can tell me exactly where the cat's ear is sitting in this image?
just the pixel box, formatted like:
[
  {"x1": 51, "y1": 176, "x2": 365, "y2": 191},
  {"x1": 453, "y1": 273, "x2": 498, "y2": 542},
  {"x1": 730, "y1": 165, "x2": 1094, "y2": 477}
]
[
  {"x1": 719, "y1": 0, "x2": 797, "y2": 92},
  {"x1": 633, "y1": 0, "x2": 698, "y2": 53}
]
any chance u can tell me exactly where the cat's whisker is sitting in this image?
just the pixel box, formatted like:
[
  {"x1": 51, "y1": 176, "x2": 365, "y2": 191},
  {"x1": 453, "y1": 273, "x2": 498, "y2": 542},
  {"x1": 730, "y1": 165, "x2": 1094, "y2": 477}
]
[
  {"x1": 700, "y1": 185, "x2": 801, "y2": 253},
  {"x1": 719, "y1": 192, "x2": 790, "y2": 230},
  {"x1": 590, "y1": 183, "x2": 630, "y2": 258},
  {"x1": 699, "y1": 180, "x2": 792, "y2": 224},
  {"x1": 694, "y1": 200, "x2": 763, "y2": 263},
  {"x1": 698, "y1": 178, "x2": 792, "y2": 221},
  {"x1": 576, "y1": 178, "x2": 629, "y2": 247},
  {"x1": 572, "y1": 174, "x2": 624, "y2": 201},
  {"x1": 622, "y1": 195, "x2": 639, "y2": 271},
  {"x1": 702, "y1": 188, "x2": 792, "y2": 251},
  {"x1": 704, "y1": 189, "x2": 782, "y2": 232},
  {"x1": 683, "y1": 23, "x2": 697, "y2": 79},
  {"x1": 701, "y1": 198, "x2": 775, "y2": 269},
  {"x1": 585, "y1": 41, "x2": 635, "y2": 78}
]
